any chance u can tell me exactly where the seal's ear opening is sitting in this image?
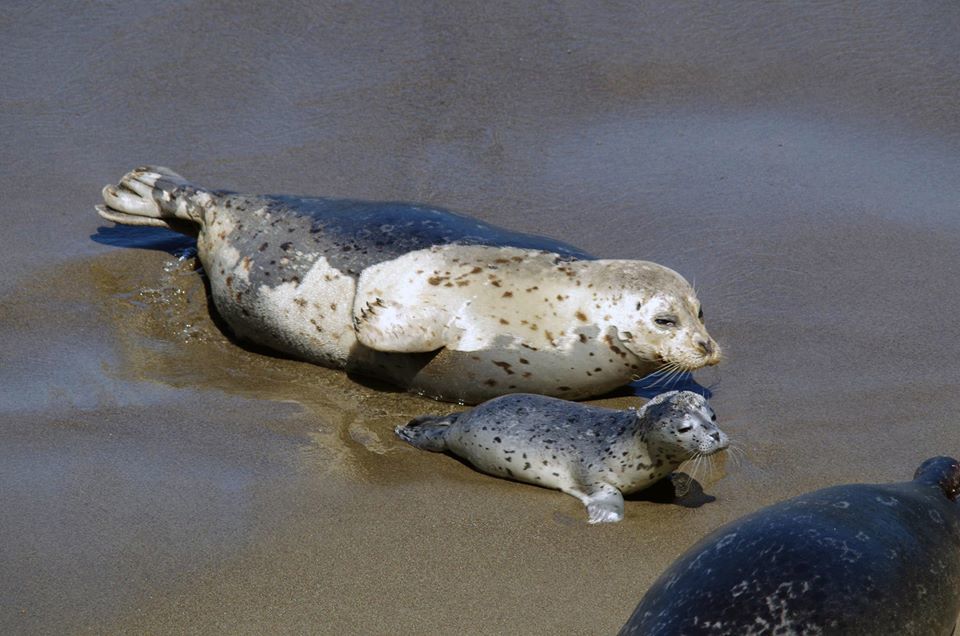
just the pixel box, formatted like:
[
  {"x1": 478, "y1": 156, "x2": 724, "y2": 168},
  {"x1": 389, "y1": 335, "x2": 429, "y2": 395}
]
[{"x1": 914, "y1": 456, "x2": 960, "y2": 501}]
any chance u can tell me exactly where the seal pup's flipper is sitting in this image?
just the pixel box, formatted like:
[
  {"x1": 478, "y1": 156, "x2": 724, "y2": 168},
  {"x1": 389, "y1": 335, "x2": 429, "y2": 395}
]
[
  {"x1": 97, "y1": 166, "x2": 208, "y2": 231},
  {"x1": 394, "y1": 414, "x2": 460, "y2": 452},
  {"x1": 564, "y1": 483, "x2": 626, "y2": 524}
]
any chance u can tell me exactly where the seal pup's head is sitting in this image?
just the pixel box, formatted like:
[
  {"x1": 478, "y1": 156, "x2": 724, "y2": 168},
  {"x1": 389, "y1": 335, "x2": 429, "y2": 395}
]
[
  {"x1": 599, "y1": 261, "x2": 721, "y2": 373},
  {"x1": 640, "y1": 390, "x2": 728, "y2": 457}
]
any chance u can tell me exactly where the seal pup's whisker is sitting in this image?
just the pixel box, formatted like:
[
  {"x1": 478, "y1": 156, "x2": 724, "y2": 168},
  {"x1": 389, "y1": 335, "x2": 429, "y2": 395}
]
[{"x1": 725, "y1": 441, "x2": 747, "y2": 469}]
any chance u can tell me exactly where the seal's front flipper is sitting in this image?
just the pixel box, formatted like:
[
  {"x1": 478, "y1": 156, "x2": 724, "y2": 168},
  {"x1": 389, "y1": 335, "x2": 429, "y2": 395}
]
[
  {"x1": 578, "y1": 484, "x2": 625, "y2": 524},
  {"x1": 97, "y1": 166, "x2": 210, "y2": 232},
  {"x1": 352, "y1": 295, "x2": 451, "y2": 352}
]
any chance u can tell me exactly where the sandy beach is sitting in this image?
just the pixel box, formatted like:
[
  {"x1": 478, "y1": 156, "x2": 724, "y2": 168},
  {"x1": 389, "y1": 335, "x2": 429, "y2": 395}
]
[{"x1": 2, "y1": 2, "x2": 960, "y2": 633}]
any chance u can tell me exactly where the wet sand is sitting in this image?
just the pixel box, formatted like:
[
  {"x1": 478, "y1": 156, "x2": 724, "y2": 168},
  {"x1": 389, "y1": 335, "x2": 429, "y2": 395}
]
[{"x1": 3, "y1": 2, "x2": 960, "y2": 633}]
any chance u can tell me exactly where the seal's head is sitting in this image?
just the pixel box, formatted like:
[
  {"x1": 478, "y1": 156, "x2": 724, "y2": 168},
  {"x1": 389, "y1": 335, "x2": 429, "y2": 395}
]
[
  {"x1": 641, "y1": 390, "x2": 728, "y2": 457},
  {"x1": 914, "y1": 456, "x2": 960, "y2": 501},
  {"x1": 605, "y1": 262, "x2": 721, "y2": 372}
]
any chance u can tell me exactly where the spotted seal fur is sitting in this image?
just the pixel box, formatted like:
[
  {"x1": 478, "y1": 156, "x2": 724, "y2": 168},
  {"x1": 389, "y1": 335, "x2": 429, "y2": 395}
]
[
  {"x1": 395, "y1": 390, "x2": 728, "y2": 522},
  {"x1": 97, "y1": 166, "x2": 721, "y2": 403},
  {"x1": 620, "y1": 456, "x2": 960, "y2": 635}
]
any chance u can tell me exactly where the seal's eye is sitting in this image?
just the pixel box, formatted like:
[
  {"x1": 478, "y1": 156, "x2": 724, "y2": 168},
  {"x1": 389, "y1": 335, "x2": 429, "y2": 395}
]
[
  {"x1": 710, "y1": 413, "x2": 717, "y2": 421},
  {"x1": 677, "y1": 424, "x2": 693, "y2": 433},
  {"x1": 654, "y1": 317, "x2": 677, "y2": 327},
  {"x1": 698, "y1": 307, "x2": 704, "y2": 320}
]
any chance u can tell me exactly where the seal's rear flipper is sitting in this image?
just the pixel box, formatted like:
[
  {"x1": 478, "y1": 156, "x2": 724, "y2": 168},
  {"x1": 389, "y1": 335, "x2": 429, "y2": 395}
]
[
  {"x1": 394, "y1": 414, "x2": 460, "y2": 452},
  {"x1": 97, "y1": 166, "x2": 209, "y2": 233}
]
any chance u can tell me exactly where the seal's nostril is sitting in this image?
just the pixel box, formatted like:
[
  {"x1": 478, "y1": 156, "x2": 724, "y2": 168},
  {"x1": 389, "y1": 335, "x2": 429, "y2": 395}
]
[
  {"x1": 710, "y1": 431, "x2": 721, "y2": 442},
  {"x1": 697, "y1": 339, "x2": 714, "y2": 355}
]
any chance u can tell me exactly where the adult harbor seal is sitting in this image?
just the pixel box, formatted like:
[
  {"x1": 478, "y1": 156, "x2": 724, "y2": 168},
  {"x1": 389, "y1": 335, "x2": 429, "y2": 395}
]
[
  {"x1": 97, "y1": 166, "x2": 721, "y2": 403},
  {"x1": 620, "y1": 456, "x2": 960, "y2": 635},
  {"x1": 394, "y1": 390, "x2": 728, "y2": 522}
]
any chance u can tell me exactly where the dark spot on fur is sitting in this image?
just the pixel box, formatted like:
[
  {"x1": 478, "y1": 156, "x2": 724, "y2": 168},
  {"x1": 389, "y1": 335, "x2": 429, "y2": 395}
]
[
  {"x1": 280, "y1": 241, "x2": 292, "y2": 251},
  {"x1": 575, "y1": 311, "x2": 588, "y2": 322},
  {"x1": 493, "y1": 436, "x2": 501, "y2": 443},
  {"x1": 484, "y1": 379, "x2": 497, "y2": 387},
  {"x1": 258, "y1": 242, "x2": 268, "y2": 251},
  {"x1": 502, "y1": 291, "x2": 513, "y2": 297},
  {"x1": 493, "y1": 361, "x2": 514, "y2": 375}
]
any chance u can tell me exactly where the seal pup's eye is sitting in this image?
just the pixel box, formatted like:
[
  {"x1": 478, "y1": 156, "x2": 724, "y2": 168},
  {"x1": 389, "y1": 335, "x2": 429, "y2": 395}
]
[
  {"x1": 654, "y1": 317, "x2": 677, "y2": 327},
  {"x1": 677, "y1": 424, "x2": 693, "y2": 433}
]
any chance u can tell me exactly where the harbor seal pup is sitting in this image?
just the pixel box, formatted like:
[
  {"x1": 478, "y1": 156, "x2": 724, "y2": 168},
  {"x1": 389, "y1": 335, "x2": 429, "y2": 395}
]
[
  {"x1": 620, "y1": 456, "x2": 960, "y2": 635},
  {"x1": 97, "y1": 166, "x2": 721, "y2": 403},
  {"x1": 394, "y1": 390, "x2": 728, "y2": 522}
]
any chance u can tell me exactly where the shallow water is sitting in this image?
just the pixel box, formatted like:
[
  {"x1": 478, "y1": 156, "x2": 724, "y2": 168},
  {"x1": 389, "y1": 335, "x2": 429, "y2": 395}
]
[{"x1": 3, "y1": 2, "x2": 960, "y2": 633}]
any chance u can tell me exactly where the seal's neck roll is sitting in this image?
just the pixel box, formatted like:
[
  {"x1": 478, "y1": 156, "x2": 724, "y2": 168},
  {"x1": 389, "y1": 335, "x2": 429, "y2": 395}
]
[{"x1": 914, "y1": 456, "x2": 960, "y2": 501}]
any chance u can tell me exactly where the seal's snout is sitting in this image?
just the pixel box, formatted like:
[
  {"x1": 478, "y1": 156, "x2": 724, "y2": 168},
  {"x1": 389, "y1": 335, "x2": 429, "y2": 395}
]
[
  {"x1": 697, "y1": 339, "x2": 714, "y2": 356},
  {"x1": 701, "y1": 338, "x2": 722, "y2": 365},
  {"x1": 708, "y1": 429, "x2": 730, "y2": 453}
]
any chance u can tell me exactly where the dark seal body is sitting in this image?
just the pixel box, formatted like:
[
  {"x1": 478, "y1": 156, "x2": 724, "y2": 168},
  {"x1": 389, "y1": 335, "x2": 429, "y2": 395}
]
[{"x1": 620, "y1": 456, "x2": 960, "y2": 636}]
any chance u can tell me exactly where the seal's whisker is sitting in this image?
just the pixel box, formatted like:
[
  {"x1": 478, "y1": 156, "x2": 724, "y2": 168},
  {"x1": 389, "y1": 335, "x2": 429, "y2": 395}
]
[
  {"x1": 682, "y1": 452, "x2": 705, "y2": 485},
  {"x1": 645, "y1": 362, "x2": 682, "y2": 388},
  {"x1": 656, "y1": 363, "x2": 684, "y2": 389},
  {"x1": 725, "y1": 444, "x2": 746, "y2": 469}
]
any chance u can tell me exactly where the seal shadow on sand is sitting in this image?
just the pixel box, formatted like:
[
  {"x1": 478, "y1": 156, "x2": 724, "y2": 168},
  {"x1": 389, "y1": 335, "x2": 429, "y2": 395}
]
[{"x1": 89, "y1": 225, "x2": 720, "y2": 502}]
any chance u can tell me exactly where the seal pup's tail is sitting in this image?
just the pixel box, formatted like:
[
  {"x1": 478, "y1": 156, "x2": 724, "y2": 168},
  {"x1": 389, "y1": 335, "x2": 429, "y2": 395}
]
[
  {"x1": 97, "y1": 166, "x2": 211, "y2": 233},
  {"x1": 394, "y1": 414, "x2": 460, "y2": 452}
]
